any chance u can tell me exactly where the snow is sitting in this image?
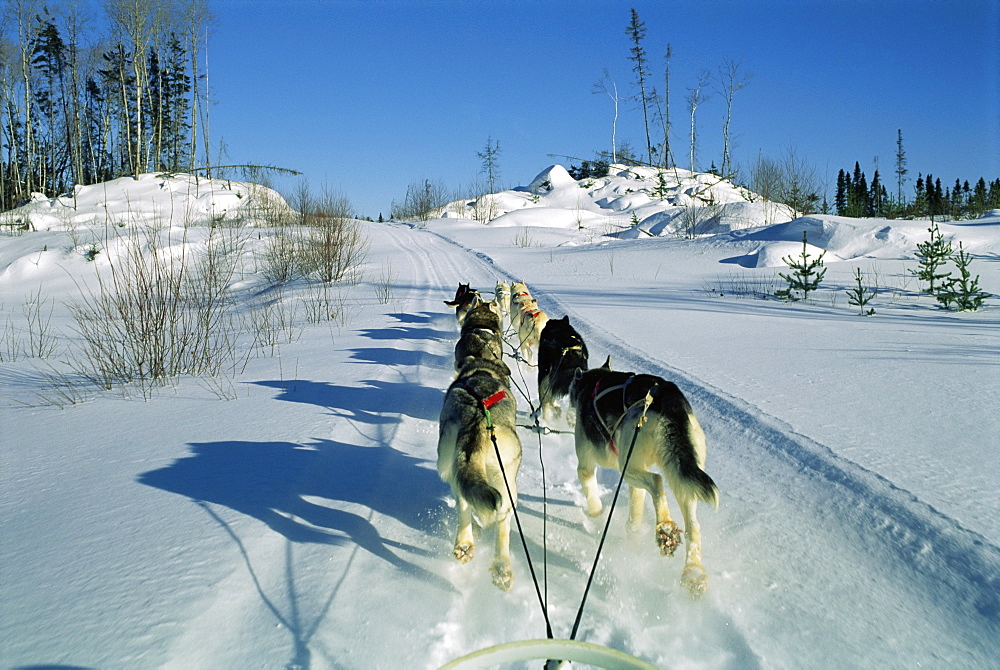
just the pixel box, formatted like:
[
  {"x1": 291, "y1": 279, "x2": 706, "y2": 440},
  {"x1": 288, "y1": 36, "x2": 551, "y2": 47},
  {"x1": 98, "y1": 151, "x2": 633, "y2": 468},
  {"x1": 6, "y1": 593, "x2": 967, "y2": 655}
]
[{"x1": 2, "y1": 169, "x2": 998, "y2": 668}]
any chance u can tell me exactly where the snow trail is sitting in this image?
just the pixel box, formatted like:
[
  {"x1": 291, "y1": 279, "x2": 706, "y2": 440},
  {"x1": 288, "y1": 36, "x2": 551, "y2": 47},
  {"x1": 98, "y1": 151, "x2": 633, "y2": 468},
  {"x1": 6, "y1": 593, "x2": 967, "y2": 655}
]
[{"x1": 415, "y1": 222, "x2": 1000, "y2": 666}]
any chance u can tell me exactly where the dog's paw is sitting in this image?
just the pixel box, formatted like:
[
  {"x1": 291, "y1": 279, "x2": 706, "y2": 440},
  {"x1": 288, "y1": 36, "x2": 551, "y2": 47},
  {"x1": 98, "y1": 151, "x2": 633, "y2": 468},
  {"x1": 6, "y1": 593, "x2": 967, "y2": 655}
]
[
  {"x1": 680, "y1": 565, "x2": 708, "y2": 600},
  {"x1": 490, "y1": 559, "x2": 514, "y2": 592},
  {"x1": 584, "y1": 503, "x2": 604, "y2": 518},
  {"x1": 656, "y1": 522, "x2": 682, "y2": 556},
  {"x1": 453, "y1": 542, "x2": 475, "y2": 564}
]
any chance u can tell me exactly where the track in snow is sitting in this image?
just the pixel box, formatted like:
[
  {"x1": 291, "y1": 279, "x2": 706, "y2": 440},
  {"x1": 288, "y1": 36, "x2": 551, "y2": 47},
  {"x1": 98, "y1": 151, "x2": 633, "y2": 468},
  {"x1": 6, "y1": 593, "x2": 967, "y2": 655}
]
[{"x1": 414, "y1": 223, "x2": 1000, "y2": 667}]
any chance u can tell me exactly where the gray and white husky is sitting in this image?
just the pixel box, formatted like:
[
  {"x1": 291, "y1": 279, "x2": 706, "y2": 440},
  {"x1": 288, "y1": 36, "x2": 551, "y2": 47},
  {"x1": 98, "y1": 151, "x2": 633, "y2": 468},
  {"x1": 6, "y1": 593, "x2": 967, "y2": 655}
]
[
  {"x1": 454, "y1": 300, "x2": 504, "y2": 372},
  {"x1": 569, "y1": 357, "x2": 719, "y2": 598},
  {"x1": 438, "y1": 357, "x2": 523, "y2": 591}
]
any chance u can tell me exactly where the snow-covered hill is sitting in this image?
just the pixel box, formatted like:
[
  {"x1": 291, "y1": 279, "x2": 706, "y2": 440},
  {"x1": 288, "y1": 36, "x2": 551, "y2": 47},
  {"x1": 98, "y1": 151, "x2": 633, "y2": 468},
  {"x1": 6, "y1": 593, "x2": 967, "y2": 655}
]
[{"x1": 2, "y1": 170, "x2": 998, "y2": 668}]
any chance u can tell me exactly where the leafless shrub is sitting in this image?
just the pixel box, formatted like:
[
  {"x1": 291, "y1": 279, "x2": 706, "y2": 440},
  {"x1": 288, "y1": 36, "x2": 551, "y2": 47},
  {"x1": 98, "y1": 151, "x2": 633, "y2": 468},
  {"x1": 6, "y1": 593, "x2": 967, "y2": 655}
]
[
  {"x1": 1, "y1": 309, "x2": 20, "y2": 362},
  {"x1": 67, "y1": 224, "x2": 240, "y2": 397},
  {"x1": 302, "y1": 282, "x2": 344, "y2": 325},
  {"x1": 678, "y1": 203, "x2": 722, "y2": 238},
  {"x1": 295, "y1": 187, "x2": 368, "y2": 283},
  {"x1": 374, "y1": 263, "x2": 394, "y2": 304},
  {"x1": 22, "y1": 288, "x2": 59, "y2": 359},
  {"x1": 512, "y1": 226, "x2": 535, "y2": 248},
  {"x1": 391, "y1": 178, "x2": 449, "y2": 222},
  {"x1": 259, "y1": 227, "x2": 299, "y2": 285},
  {"x1": 247, "y1": 294, "x2": 301, "y2": 357}
]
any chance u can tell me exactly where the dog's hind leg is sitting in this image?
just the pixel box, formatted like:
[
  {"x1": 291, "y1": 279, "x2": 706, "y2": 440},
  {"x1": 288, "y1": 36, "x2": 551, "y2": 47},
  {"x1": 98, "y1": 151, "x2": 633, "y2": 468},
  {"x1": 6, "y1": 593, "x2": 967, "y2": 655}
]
[
  {"x1": 576, "y1": 447, "x2": 604, "y2": 518},
  {"x1": 676, "y1": 495, "x2": 708, "y2": 599},
  {"x1": 490, "y1": 510, "x2": 514, "y2": 591},
  {"x1": 452, "y1": 489, "x2": 476, "y2": 564},
  {"x1": 624, "y1": 468, "x2": 682, "y2": 555}
]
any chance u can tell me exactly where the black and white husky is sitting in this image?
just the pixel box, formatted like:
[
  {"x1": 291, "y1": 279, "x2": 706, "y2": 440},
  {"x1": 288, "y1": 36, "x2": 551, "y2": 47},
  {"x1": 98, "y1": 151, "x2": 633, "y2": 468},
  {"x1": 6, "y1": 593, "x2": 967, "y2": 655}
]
[
  {"x1": 537, "y1": 315, "x2": 589, "y2": 423},
  {"x1": 444, "y1": 283, "x2": 481, "y2": 324},
  {"x1": 438, "y1": 357, "x2": 523, "y2": 591},
  {"x1": 569, "y1": 357, "x2": 719, "y2": 598}
]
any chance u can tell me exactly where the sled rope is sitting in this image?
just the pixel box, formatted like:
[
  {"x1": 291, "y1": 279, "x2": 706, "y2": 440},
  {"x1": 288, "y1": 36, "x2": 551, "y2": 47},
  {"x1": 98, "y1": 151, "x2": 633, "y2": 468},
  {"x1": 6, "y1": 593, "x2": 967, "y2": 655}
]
[
  {"x1": 570, "y1": 388, "x2": 655, "y2": 641},
  {"x1": 479, "y1": 390, "x2": 554, "y2": 640},
  {"x1": 591, "y1": 375, "x2": 638, "y2": 456}
]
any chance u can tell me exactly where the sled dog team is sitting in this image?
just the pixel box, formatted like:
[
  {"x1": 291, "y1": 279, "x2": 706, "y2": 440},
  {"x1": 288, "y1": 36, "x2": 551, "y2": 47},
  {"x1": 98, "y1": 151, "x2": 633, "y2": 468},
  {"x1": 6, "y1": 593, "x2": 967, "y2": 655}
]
[{"x1": 440, "y1": 281, "x2": 719, "y2": 599}]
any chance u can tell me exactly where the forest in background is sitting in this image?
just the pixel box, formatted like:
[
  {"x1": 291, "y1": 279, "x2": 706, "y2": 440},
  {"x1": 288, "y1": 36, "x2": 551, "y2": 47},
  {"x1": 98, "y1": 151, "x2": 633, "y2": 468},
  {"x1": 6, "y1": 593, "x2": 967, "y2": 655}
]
[{"x1": 0, "y1": 0, "x2": 213, "y2": 211}]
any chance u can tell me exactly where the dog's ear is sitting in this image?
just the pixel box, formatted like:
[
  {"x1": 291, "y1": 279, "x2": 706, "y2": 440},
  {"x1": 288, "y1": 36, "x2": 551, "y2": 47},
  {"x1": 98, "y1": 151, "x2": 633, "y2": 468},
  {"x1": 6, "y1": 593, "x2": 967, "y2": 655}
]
[
  {"x1": 601, "y1": 355, "x2": 612, "y2": 370},
  {"x1": 559, "y1": 315, "x2": 569, "y2": 324}
]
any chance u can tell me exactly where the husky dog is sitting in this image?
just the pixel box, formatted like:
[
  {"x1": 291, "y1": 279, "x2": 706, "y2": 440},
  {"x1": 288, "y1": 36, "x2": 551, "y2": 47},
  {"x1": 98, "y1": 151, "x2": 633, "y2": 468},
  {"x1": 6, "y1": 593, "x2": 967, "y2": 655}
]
[
  {"x1": 569, "y1": 357, "x2": 719, "y2": 598},
  {"x1": 454, "y1": 327, "x2": 503, "y2": 371},
  {"x1": 438, "y1": 357, "x2": 522, "y2": 591},
  {"x1": 444, "y1": 283, "x2": 481, "y2": 324},
  {"x1": 510, "y1": 281, "x2": 532, "y2": 309},
  {"x1": 495, "y1": 281, "x2": 511, "y2": 326},
  {"x1": 537, "y1": 315, "x2": 589, "y2": 423},
  {"x1": 515, "y1": 298, "x2": 548, "y2": 365},
  {"x1": 461, "y1": 300, "x2": 503, "y2": 340}
]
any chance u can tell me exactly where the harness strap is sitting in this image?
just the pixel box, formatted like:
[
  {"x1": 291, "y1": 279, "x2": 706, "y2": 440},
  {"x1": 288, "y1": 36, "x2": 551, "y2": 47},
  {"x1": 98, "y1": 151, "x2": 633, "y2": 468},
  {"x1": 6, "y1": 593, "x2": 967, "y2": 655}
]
[{"x1": 591, "y1": 375, "x2": 644, "y2": 456}]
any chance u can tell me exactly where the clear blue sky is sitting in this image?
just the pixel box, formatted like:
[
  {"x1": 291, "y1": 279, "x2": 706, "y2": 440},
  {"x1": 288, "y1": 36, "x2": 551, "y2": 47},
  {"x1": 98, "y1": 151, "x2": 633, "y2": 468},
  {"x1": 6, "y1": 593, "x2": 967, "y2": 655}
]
[{"x1": 208, "y1": 0, "x2": 1000, "y2": 218}]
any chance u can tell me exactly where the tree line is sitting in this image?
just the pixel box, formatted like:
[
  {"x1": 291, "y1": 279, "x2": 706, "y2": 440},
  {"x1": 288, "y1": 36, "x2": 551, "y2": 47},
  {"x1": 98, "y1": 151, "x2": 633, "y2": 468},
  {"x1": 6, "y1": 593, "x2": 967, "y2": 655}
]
[
  {"x1": 835, "y1": 163, "x2": 1000, "y2": 220},
  {"x1": 1, "y1": 0, "x2": 213, "y2": 211}
]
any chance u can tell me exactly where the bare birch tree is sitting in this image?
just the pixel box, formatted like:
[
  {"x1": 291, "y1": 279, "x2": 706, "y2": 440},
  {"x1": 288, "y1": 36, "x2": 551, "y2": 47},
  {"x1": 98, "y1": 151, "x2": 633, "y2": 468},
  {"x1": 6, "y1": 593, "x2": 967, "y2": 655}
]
[
  {"x1": 716, "y1": 58, "x2": 751, "y2": 178},
  {"x1": 593, "y1": 69, "x2": 622, "y2": 163},
  {"x1": 686, "y1": 70, "x2": 710, "y2": 173},
  {"x1": 662, "y1": 43, "x2": 673, "y2": 168}
]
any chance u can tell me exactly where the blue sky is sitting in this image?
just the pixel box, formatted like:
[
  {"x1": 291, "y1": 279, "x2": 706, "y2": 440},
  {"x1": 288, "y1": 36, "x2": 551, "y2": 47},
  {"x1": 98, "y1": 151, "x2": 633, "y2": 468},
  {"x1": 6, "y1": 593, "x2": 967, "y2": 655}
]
[{"x1": 208, "y1": 0, "x2": 1000, "y2": 218}]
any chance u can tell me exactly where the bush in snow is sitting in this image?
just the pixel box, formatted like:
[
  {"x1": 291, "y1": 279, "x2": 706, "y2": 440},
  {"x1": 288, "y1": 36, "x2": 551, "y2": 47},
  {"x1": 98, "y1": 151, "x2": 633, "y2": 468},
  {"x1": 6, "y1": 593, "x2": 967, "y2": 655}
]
[
  {"x1": 934, "y1": 242, "x2": 991, "y2": 312},
  {"x1": 846, "y1": 267, "x2": 877, "y2": 316},
  {"x1": 776, "y1": 231, "x2": 826, "y2": 301},
  {"x1": 909, "y1": 222, "x2": 953, "y2": 294}
]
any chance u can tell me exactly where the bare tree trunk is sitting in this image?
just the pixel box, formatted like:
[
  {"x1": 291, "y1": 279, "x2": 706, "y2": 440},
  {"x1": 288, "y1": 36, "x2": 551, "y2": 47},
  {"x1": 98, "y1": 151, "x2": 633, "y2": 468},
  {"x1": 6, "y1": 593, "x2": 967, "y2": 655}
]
[
  {"x1": 716, "y1": 59, "x2": 750, "y2": 178},
  {"x1": 181, "y1": 0, "x2": 212, "y2": 174},
  {"x1": 662, "y1": 44, "x2": 672, "y2": 168},
  {"x1": 13, "y1": 0, "x2": 40, "y2": 197},
  {"x1": 686, "y1": 71, "x2": 710, "y2": 173},
  {"x1": 593, "y1": 69, "x2": 620, "y2": 163}
]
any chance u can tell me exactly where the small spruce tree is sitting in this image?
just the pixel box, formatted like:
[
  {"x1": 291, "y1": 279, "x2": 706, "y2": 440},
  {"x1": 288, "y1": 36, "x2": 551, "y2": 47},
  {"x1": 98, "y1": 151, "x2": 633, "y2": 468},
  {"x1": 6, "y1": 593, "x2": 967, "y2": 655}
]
[
  {"x1": 910, "y1": 222, "x2": 953, "y2": 294},
  {"x1": 846, "y1": 267, "x2": 876, "y2": 316},
  {"x1": 935, "y1": 242, "x2": 991, "y2": 311},
  {"x1": 776, "y1": 231, "x2": 826, "y2": 301}
]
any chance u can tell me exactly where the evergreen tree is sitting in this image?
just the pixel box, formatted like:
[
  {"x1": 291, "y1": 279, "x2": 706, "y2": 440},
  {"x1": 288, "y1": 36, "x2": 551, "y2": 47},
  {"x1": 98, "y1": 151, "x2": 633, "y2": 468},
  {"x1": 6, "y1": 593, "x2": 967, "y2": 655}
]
[
  {"x1": 935, "y1": 242, "x2": 991, "y2": 311},
  {"x1": 846, "y1": 267, "x2": 876, "y2": 316},
  {"x1": 776, "y1": 231, "x2": 826, "y2": 301},
  {"x1": 626, "y1": 9, "x2": 656, "y2": 165},
  {"x1": 910, "y1": 222, "x2": 953, "y2": 294},
  {"x1": 894, "y1": 129, "x2": 908, "y2": 203},
  {"x1": 868, "y1": 169, "x2": 884, "y2": 216},
  {"x1": 835, "y1": 169, "x2": 847, "y2": 215}
]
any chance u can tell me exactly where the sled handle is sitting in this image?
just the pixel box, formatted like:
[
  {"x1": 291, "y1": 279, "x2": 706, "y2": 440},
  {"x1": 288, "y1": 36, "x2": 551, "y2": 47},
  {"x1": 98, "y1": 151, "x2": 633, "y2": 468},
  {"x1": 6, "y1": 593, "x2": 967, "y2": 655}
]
[{"x1": 438, "y1": 638, "x2": 658, "y2": 669}]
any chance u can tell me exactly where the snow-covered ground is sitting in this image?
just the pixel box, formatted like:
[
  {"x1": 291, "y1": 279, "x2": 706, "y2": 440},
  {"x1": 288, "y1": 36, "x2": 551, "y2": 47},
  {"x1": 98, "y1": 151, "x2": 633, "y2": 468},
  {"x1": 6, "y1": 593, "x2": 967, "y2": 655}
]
[{"x1": 2, "y1": 168, "x2": 998, "y2": 668}]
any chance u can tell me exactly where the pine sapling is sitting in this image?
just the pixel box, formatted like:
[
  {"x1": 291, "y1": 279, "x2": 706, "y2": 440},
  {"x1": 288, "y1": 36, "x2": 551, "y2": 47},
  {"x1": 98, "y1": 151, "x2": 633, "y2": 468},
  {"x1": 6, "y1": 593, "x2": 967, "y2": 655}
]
[
  {"x1": 776, "y1": 231, "x2": 826, "y2": 301},
  {"x1": 846, "y1": 267, "x2": 876, "y2": 316},
  {"x1": 935, "y1": 242, "x2": 991, "y2": 311},
  {"x1": 910, "y1": 222, "x2": 953, "y2": 294}
]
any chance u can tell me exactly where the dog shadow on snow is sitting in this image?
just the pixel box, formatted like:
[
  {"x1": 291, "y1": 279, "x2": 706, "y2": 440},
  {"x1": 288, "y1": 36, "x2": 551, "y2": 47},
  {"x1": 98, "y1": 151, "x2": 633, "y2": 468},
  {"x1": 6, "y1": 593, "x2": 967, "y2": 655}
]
[
  {"x1": 253, "y1": 378, "x2": 444, "y2": 425},
  {"x1": 138, "y1": 438, "x2": 451, "y2": 587}
]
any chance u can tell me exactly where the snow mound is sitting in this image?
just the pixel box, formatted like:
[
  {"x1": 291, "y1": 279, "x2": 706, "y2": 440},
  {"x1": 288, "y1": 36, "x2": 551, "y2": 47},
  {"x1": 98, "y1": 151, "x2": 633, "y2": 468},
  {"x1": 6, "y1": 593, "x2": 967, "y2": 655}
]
[
  {"x1": 528, "y1": 164, "x2": 577, "y2": 194},
  {"x1": 2, "y1": 173, "x2": 290, "y2": 230},
  {"x1": 721, "y1": 214, "x2": 1000, "y2": 267}
]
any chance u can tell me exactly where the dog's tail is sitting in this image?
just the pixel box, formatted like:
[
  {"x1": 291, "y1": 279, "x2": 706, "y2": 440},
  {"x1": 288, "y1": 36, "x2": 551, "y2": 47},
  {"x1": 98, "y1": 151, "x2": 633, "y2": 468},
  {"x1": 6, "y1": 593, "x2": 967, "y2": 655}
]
[
  {"x1": 456, "y1": 436, "x2": 503, "y2": 524},
  {"x1": 655, "y1": 385, "x2": 720, "y2": 509}
]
